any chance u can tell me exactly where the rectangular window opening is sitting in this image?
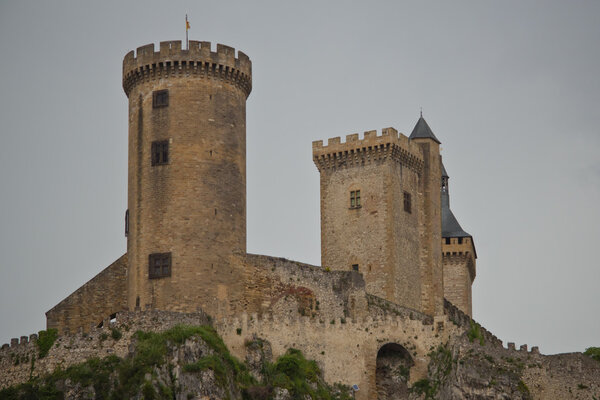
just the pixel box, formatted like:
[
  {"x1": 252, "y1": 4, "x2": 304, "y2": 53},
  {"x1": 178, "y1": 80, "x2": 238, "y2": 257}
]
[
  {"x1": 403, "y1": 191, "x2": 412, "y2": 213},
  {"x1": 350, "y1": 190, "x2": 361, "y2": 208},
  {"x1": 151, "y1": 140, "x2": 169, "y2": 166},
  {"x1": 149, "y1": 252, "x2": 172, "y2": 279},
  {"x1": 152, "y1": 89, "x2": 169, "y2": 108},
  {"x1": 352, "y1": 264, "x2": 359, "y2": 272},
  {"x1": 125, "y1": 209, "x2": 129, "y2": 237}
]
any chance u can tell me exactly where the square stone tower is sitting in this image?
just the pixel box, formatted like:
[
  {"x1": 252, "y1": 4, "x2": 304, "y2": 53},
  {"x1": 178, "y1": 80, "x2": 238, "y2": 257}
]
[{"x1": 313, "y1": 120, "x2": 444, "y2": 316}]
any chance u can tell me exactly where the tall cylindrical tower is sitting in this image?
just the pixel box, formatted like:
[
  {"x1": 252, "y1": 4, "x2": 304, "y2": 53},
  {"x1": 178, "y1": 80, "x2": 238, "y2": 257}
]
[{"x1": 122, "y1": 40, "x2": 251, "y2": 315}]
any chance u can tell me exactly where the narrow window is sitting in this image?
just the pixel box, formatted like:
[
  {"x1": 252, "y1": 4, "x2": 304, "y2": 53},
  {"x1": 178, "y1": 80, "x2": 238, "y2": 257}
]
[
  {"x1": 458, "y1": 237, "x2": 463, "y2": 244},
  {"x1": 350, "y1": 190, "x2": 361, "y2": 208},
  {"x1": 152, "y1": 89, "x2": 169, "y2": 108},
  {"x1": 151, "y1": 140, "x2": 169, "y2": 166},
  {"x1": 149, "y1": 252, "x2": 172, "y2": 279},
  {"x1": 352, "y1": 264, "x2": 359, "y2": 272},
  {"x1": 445, "y1": 237, "x2": 451, "y2": 245},
  {"x1": 125, "y1": 209, "x2": 129, "y2": 237},
  {"x1": 403, "y1": 191, "x2": 412, "y2": 213}
]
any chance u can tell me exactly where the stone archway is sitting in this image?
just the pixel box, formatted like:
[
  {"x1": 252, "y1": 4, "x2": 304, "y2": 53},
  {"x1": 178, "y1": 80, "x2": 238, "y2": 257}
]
[{"x1": 376, "y1": 343, "x2": 414, "y2": 399}]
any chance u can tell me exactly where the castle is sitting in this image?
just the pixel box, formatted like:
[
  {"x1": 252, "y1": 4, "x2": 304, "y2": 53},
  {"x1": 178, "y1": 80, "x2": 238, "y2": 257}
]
[
  {"x1": 45, "y1": 40, "x2": 476, "y2": 331},
  {"x1": 32, "y1": 40, "x2": 483, "y2": 397}
]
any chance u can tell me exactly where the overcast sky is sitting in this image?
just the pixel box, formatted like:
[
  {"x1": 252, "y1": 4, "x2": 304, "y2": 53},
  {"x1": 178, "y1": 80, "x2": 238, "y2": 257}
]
[{"x1": 0, "y1": 1, "x2": 598, "y2": 355}]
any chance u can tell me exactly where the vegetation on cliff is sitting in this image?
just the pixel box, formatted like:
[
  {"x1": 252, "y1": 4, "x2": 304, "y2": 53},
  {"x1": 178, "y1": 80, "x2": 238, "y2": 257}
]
[
  {"x1": 584, "y1": 347, "x2": 600, "y2": 363},
  {"x1": 36, "y1": 329, "x2": 58, "y2": 359},
  {"x1": 0, "y1": 325, "x2": 351, "y2": 400}
]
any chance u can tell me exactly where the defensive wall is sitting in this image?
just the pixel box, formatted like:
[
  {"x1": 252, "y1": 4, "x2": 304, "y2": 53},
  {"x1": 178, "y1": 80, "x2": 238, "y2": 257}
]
[
  {"x1": 0, "y1": 310, "x2": 209, "y2": 389},
  {"x1": 3, "y1": 306, "x2": 595, "y2": 399},
  {"x1": 237, "y1": 253, "x2": 369, "y2": 321},
  {"x1": 45, "y1": 254, "x2": 128, "y2": 334}
]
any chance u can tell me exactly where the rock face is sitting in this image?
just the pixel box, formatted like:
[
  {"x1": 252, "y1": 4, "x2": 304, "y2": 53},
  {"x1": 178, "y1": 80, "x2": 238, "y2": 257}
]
[{"x1": 412, "y1": 334, "x2": 600, "y2": 400}]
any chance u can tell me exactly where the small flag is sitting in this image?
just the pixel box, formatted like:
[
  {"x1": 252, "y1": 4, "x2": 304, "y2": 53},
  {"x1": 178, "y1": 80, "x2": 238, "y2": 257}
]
[{"x1": 186, "y1": 20, "x2": 190, "y2": 30}]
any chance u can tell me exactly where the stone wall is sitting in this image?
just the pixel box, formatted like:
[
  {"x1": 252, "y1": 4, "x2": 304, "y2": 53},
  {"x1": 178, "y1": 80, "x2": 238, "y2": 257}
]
[
  {"x1": 442, "y1": 237, "x2": 476, "y2": 316},
  {"x1": 411, "y1": 138, "x2": 444, "y2": 317},
  {"x1": 4, "y1": 309, "x2": 599, "y2": 400},
  {"x1": 45, "y1": 254, "x2": 128, "y2": 334},
  {"x1": 216, "y1": 311, "x2": 462, "y2": 400},
  {"x1": 236, "y1": 253, "x2": 369, "y2": 321},
  {"x1": 442, "y1": 254, "x2": 474, "y2": 316},
  {"x1": 0, "y1": 310, "x2": 210, "y2": 389},
  {"x1": 444, "y1": 299, "x2": 503, "y2": 347}
]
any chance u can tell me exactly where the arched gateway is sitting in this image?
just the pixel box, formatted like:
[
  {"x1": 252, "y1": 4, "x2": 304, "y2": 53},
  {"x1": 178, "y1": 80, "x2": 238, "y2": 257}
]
[{"x1": 376, "y1": 343, "x2": 414, "y2": 399}]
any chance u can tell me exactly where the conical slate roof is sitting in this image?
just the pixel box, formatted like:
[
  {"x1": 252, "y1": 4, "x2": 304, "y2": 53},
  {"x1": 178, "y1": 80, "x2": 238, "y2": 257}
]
[
  {"x1": 441, "y1": 162, "x2": 470, "y2": 238},
  {"x1": 442, "y1": 199, "x2": 471, "y2": 238},
  {"x1": 441, "y1": 162, "x2": 449, "y2": 178},
  {"x1": 409, "y1": 116, "x2": 441, "y2": 144}
]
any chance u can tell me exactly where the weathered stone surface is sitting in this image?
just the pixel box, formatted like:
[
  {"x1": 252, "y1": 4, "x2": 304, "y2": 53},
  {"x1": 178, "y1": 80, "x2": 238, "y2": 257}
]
[{"x1": 46, "y1": 254, "x2": 128, "y2": 334}]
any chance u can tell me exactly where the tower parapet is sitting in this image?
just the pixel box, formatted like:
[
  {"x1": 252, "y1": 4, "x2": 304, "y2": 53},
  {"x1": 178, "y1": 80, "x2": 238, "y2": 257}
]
[
  {"x1": 312, "y1": 128, "x2": 424, "y2": 173},
  {"x1": 122, "y1": 41, "x2": 252, "y2": 98}
]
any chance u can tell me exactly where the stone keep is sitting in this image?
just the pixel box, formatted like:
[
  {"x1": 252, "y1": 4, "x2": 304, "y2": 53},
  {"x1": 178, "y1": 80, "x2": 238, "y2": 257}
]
[
  {"x1": 122, "y1": 41, "x2": 251, "y2": 315},
  {"x1": 312, "y1": 117, "x2": 445, "y2": 316}
]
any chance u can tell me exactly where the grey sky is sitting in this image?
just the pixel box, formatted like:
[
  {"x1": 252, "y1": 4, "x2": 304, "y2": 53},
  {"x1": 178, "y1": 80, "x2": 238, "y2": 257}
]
[{"x1": 0, "y1": 1, "x2": 598, "y2": 355}]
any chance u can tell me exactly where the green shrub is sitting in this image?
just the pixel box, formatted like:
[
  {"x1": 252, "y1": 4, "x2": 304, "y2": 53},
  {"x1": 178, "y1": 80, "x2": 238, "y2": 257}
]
[
  {"x1": 184, "y1": 355, "x2": 228, "y2": 386},
  {"x1": 584, "y1": 347, "x2": 600, "y2": 362},
  {"x1": 411, "y1": 378, "x2": 435, "y2": 398},
  {"x1": 517, "y1": 379, "x2": 530, "y2": 394},
  {"x1": 37, "y1": 329, "x2": 58, "y2": 358},
  {"x1": 467, "y1": 321, "x2": 485, "y2": 345},
  {"x1": 110, "y1": 328, "x2": 122, "y2": 340},
  {"x1": 260, "y1": 348, "x2": 325, "y2": 398}
]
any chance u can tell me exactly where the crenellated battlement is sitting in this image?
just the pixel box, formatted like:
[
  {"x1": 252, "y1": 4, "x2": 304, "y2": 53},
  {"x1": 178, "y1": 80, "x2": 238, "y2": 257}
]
[
  {"x1": 122, "y1": 40, "x2": 252, "y2": 97},
  {"x1": 312, "y1": 128, "x2": 424, "y2": 173}
]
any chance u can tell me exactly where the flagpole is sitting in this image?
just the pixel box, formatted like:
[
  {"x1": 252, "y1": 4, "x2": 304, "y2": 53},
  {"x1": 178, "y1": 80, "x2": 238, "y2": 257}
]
[{"x1": 185, "y1": 14, "x2": 189, "y2": 50}]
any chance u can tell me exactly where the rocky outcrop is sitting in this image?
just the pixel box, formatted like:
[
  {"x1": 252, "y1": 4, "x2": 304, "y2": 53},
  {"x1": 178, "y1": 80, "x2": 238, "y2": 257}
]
[{"x1": 410, "y1": 333, "x2": 600, "y2": 400}]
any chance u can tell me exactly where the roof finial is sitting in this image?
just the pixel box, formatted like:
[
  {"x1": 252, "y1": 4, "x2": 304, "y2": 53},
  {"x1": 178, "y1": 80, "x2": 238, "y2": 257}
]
[{"x1": 420, "y1": 107, "x2": 423, "y2": 118}]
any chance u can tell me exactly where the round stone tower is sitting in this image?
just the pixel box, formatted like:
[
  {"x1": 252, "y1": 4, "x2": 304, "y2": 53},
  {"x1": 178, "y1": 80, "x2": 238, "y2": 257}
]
[{"x1": 122, "y1": 40, "x2": 252, "y2": 315}]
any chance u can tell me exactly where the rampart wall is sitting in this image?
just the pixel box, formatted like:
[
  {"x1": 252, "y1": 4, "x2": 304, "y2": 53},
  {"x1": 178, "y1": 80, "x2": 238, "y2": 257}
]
[
  {"x1": 4, "y1": 308, "x2": 595, "y2": 400},
  {"x1": 217, "y1": 311, "x2": 460, "y2": 400},
  {"x1": 45, "y1": 254, "x2": 128, "y2": 334},
  {"x1": 235, "y1": 253, "x2": 369, "y2": 321},
  {"x1": 0, "y1": 310, "x2": 209, "y2": 389}
]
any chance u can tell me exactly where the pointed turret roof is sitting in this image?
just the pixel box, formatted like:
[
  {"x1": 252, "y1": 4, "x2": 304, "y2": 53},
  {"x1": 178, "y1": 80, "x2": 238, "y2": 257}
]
[
  {"x1": 441, "y1": 162, "x2": 449, "y2": 178},
  {"x1": 441, "y1": 162, "x2": 471, "y2": 239},
  {"x1": 409, "y1": 116, "x2": 441, "y2": 144}
]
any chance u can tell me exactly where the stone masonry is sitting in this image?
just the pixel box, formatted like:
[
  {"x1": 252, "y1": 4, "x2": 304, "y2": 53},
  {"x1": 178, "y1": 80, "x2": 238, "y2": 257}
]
[{"x1": 0, "y1": 38, "x2": 539, "y2": 399}]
